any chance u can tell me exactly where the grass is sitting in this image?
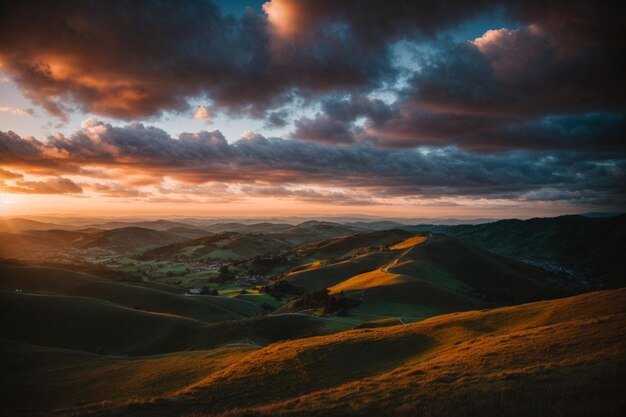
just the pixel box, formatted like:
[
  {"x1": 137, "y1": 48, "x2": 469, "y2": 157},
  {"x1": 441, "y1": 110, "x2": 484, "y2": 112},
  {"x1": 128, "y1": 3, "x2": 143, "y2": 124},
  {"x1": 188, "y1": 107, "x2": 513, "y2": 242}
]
[
  {"x1": 328, "y1": 268, "x2": 406, "y2": 293},
  {"x1": 348, "y1": 301, "x2": 441, "y2": 318},
  {"x1": 0, "y1": 286, "x2": 345, "y2": 357},
  {"x1": 75, "y1": 287, "x2": 626, "y2": 417},
  {"x1": 2, "y1": 288, "x2": 625, "y2": 416},
  {"x1": 388, "y1": 235, "x2": 427, "y2": 250},
  {"x1": 0, "y1": 263, "x2": 257, "y2": 322},
  {"x1": 237, "y1": 292, "x2": 283, "y2": 308},
  {"x1": 0, "y1": 339, "x2": 253, "y2": 413},
  {"x1": 140, "y1": 232, "x2": 292, "y2": 262},
  {"x1": 287, "y1": 234, "x2": 568, "y2": 327},
  {"x1": 286, "y1": 250, "x2": 397, "y2": 291}
]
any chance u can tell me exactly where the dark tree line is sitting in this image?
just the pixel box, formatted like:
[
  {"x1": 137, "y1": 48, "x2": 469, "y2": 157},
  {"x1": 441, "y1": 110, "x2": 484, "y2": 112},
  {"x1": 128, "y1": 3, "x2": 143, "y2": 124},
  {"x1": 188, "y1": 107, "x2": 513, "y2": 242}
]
[{"x1": 291, "y1": 288, "x2": 361, "y2": 316}]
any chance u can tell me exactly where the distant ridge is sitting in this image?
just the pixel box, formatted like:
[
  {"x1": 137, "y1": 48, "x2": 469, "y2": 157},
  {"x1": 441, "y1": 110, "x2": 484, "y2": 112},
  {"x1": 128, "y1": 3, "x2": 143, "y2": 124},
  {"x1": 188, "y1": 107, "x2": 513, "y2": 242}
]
[{"x1": 418, "y1": 214, "x2": 626, "y2": 288}]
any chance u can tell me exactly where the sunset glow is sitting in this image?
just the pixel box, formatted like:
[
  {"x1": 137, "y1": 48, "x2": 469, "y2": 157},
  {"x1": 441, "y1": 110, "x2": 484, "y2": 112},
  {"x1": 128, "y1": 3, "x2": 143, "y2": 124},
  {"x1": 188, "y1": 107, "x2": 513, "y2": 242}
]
[
  {"x1": 0, "y1": 0, "x2": 623, "y2": 220},
  {"x1": 1, "y1": 3, "x2": 625, "y2": 416}
]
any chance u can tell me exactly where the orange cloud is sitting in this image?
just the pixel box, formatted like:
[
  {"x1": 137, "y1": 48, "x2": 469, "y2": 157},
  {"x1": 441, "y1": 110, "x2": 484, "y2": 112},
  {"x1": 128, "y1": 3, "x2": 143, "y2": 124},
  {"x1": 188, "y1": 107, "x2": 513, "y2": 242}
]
[
  {"x1": 0, "y1": 169, "x2": 23, "y2": 180},
  {"x1": 263, "y1": 0, "x2": 301, "y2": 38},
  {"x1": 1, "y1": 177, "x2": 82, "y2": 194}
]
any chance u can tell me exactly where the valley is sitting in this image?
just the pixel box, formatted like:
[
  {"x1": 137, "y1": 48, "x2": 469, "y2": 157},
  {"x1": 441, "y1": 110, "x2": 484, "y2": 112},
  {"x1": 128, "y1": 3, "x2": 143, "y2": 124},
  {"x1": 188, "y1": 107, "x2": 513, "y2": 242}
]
[{"x1": 0, "y1": 214, "x2": 624, "y2": 416}]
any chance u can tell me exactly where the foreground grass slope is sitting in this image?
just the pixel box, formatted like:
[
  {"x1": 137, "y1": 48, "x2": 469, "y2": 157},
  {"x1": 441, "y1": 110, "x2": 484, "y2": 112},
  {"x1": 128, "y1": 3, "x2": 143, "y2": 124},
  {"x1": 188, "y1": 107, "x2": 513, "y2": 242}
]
[
  {"x1": 0, "y1": 340, "x2": 254, "y2": 414},
  {"x1": 57, "y1": 288, "x2": 626, "y2": 417},
  {"x1": 0, "y1": 288, "x2": 347, "y2": 356},
  {"x1": 0, "y1": 262, "x2": 259, "y2": 322}
]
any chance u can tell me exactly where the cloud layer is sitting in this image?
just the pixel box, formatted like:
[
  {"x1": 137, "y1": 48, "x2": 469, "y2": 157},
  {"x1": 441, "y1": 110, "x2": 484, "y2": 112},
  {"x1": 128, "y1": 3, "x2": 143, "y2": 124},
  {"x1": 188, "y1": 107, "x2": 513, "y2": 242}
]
[
  {"x1": 3, "y1": 0, "x2": 622, "y2": 128},
  {"x1": 1, "y1": 121, "x2": 624, "y2": 208},
  {"x1": 0, "y1": 1, "x2": 624, "y2": 214}
]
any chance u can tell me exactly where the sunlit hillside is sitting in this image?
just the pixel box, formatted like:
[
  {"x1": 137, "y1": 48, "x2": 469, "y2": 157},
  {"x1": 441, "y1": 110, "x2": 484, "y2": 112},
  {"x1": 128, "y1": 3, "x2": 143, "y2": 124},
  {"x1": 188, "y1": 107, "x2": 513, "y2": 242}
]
[{"x1": 3, "y1": 288, "x2": 621, "y2": 416}]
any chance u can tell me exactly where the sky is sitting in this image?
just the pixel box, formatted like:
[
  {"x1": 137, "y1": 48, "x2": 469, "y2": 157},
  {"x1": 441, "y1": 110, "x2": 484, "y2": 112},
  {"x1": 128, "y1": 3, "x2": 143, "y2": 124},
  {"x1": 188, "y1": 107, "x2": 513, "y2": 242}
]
[{"x1": 0, "y1": 0, "x2": 624, "y2": 219}]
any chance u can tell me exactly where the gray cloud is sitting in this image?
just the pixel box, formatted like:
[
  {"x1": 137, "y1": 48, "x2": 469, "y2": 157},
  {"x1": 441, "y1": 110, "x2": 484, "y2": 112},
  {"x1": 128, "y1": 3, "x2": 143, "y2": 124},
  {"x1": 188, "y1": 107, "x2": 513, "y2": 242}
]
[{"x1": 0, "y1": 121, "x2": 624, "y2": 208}]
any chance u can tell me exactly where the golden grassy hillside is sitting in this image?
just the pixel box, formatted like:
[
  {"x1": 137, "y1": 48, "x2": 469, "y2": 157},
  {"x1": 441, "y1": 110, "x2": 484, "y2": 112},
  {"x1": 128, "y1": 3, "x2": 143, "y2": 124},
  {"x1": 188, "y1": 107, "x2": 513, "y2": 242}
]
[
  {"x1": 287, "y1": 234, "x2": 567, "y2": 321},
  {"x1": 388, "y1": 235, "x2": 427, "y2": 250},
  {"x1": 68, "y1": 288, "x2": 626, "y2": 417},
  {"x1": 0, "y1": 340, "x2": 253, "y2": 414}
]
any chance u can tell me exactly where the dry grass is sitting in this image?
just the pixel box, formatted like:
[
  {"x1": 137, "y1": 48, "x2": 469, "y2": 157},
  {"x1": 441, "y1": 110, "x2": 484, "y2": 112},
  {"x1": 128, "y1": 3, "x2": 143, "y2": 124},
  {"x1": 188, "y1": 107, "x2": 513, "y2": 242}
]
[
  {"x1": 329, "y1": 269, "x2": 406, "y2": 293},
  {"x1": 0, "y1": 341, "x2": 253, "y2": 414},
  {"x1": 389, "y1": 236, "x2": 427, "y2": 250},
  {"x1": 71, "y1": 288, "x2": 626, "y2": 417}
]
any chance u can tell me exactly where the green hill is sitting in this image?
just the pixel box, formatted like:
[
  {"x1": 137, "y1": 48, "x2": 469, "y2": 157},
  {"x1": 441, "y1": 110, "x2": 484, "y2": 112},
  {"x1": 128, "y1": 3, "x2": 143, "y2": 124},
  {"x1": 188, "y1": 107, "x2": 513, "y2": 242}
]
[
  {"x1": 75, "y1": 227, "x2": 185, "y2": 252},
  {"x1": 199, "y1": 221, "x2": 363, "y2": 245},
  {"x1": 139, "y1": 232, "x2": 292, "y2": 261},
  {"x1": 0, "y1": 227, "x2": 189, "y2": 260},
  {"x1": 285, "y1": 250, "x2": 399, "y2": 291},
  {"x1": 27, "y1": 288, "x2": 624, "y2": 417},
  {"x1": 0, "y1": 262, "x2": 259, "y2": 323},
  {"x1": 292, "y1": 229, "x2": 412, "y2": 259},
  {"x1": 283, "y1": 233, "x2": 568, "y2": 319},
  {"x1": 0, "y1": 289, "x2": 342, "y2": 356},
  {"x1": 421, "y1": 214, "x2": 626, "y2": 288}
]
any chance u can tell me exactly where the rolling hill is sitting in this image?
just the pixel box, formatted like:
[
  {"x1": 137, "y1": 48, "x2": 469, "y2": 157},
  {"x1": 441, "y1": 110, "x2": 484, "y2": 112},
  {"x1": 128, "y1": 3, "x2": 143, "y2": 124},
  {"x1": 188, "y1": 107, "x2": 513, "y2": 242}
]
[
  {"x1": 0, "y1": 217, "x2": 69, "y2": 232},
  {"x1": 293, "y1": 229, "x2": 414, "y2": 259},
  {"x1": 283, "y1": 233, "x2": 568, "y2": 318},
  {"x1": 7, "y1": 288, "x2": 622, "y2": 417},
  {"x1": 84, "y1": 219, "x2": 201, "y2": 231},
  {"x1": 421, "y1": 214, "x2": 626, "y2": 288},
  {"x1": 0, "y1": 262, "x2": 259, "y2": 323},
  {"x1": 139, "y1": 232, "x2": 292, "y2": 261},
  {"x1": 0, "y1": 227, "x2": 189, "y2": 260},
  {"x1": 74, "y1": 227, "x2": 186, "y2": 252},
  {"x1": 0, "y1": 262, "x2": 356, "y2": 360}
]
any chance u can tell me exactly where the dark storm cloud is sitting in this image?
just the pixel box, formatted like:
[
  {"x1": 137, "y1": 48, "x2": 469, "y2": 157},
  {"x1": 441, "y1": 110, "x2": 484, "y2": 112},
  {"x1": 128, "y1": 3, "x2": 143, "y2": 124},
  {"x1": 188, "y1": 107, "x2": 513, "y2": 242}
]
[
  {"x1": 410, "y1": 24, "x2": 625, "y2": 117},
  {"x1": 0, "y1": 0, "x2": 623, "y2": 210},
  {"x1": 0, "y1": 121, "x2": 624, "y2": 207},
  {"x1": 265, "y1": 110, "x2": 290, "y2": 128},
  {"x1": 295, "y1": 28, "x2": 626, "y2": 150},
  {"x1": 1, "y1": 0, "x2": 623, "y2": 147},
  {"x1": 293, "y1": 115, "x2": 356, "y2": 144},
  {"x1": 284, "y1": 2, "x2": 626, "y2": 150},
  {"x1": 0, "y1": 0, "x2": 430, "y2": 120},
  {"x1": 263, "y1": 0, "x2": 498, "y2": 44}
]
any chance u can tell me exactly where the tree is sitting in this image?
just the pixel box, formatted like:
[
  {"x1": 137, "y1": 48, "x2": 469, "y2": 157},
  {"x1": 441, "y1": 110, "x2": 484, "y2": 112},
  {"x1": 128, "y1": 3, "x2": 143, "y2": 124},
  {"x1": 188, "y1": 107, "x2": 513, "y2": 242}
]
[{"x1": 217, "y1": 265, "x2": 234, "y2": 283}]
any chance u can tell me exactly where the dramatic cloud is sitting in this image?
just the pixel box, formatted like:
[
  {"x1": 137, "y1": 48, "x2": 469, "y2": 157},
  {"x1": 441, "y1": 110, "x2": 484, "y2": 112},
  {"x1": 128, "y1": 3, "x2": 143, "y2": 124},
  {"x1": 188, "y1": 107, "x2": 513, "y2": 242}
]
[
  {"x1": 0, "y1": 1, "x2": 624, "y2": 215},
  {"x1": 295, "y1": 22, "x2": 626, "y2": 150},
  {"x1": 241, "y1": 185, "x2": 377, "y2": 206},
  {"x1": 6, "y1": 0, "x2": 619, "y2": 123},
  {"x1": 1, "y1": 0, "x2": 430, "y2": 119},
  {"x1": 0, "y1": 121, "x2": 624, "y2": 209}
]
